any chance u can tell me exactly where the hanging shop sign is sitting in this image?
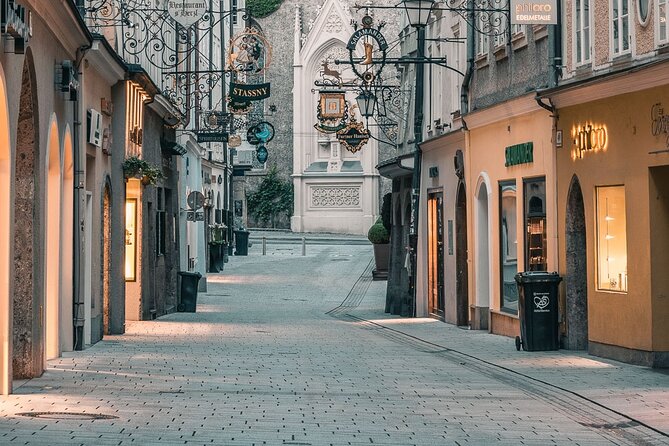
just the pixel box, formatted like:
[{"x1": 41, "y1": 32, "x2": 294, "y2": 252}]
[
  {"x1": 196, "y1": 132, "x2": 229, "y2": 143},
  {"x1": 230, "y1": 82, "x2": 271, "y2": 102},
  {"x1": 336, "y1": 119, "x2": 370, "y2": 153},
  {"x1": 571, "y1": 123, "x2": 608, "y2": 160},
  {"x1": 228, "y1": 134, "x2": 242, "y2": 148},
  {"x1": 228, "y1": 82, "x2": 271, "y2": 115},
  {"x1": 347, "y1": 15, "x2": 388, "y2": 85},
  {"x1": 247, "y1": 121, "x2": 275, "y2": 146},
  {"x1": 651, "y1": 103, "x2": 669, "y2": 149},
  {"x1": 227, "y1": 28, "x2": 273, "y2": 75},
  {"x1": 166, "y1": 0, "x2": 207, "y2": 28},
  {"x1": 315, "y1": 92, "x2": 349, "y2": 134},
  {"x1": 510, "y1": 0, "x2": 558, "y2": 24},
  {"x1": 505, "y1": 142, "x2": 534, "y2": 167},
  {"x1": 256, "y1": 145, "x2": 268, "y2": 163}
]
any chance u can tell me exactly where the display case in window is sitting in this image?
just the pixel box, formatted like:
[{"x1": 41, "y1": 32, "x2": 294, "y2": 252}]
[{"x1": 527, "y1": 212, "x2": 547, "y2": 271}]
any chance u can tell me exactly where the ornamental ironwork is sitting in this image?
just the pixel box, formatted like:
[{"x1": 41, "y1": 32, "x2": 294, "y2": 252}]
[
  {"x1": 227, "y1": 27, "x2": 272, "y2": 75},
  {"x1": 346, "y1": 15, "x2": 388, "y2": 85}
]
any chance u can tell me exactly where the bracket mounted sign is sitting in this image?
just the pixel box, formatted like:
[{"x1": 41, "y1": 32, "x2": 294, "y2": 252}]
[
  {"x1": 336, "y1": 119, "x2": 370, "y2": 153},
  {"x1": 166, "y1": 0, "x2": 207, "y2": 28},
  {"x1": 196, "y1": 132, "x2": 229, "y2": 143},
  {"x1": 347, "y1": 15, "x2": 388, "y2": 85}
]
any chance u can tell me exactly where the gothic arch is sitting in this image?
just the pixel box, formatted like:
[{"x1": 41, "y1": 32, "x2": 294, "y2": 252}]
[
  {"x1": 45, "y1": 114, "x2": 61, "y2": 361},
  {"x1": 0, "y1": 61, "x2": 13, "y2": 394}
]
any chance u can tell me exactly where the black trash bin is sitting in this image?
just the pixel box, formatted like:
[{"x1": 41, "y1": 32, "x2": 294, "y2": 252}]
[
  {"x1": 234, "y1": 230, "x2": 249, "y2": 256},
  {"x1": 177, "y1": 271, "x2": 202, "y2": 312},
  {"x1": 514, "y1": 271, "x2": 562, "y2": 351}
]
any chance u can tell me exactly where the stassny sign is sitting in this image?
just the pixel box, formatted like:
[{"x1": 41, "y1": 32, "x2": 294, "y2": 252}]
[{"x1": 229, "y1": 82, "x2": 271, "y2": 102}]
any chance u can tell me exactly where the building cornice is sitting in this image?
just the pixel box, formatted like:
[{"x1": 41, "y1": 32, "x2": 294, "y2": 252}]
[
  {"x1": 87, "y1": 35, "x2": 126, "y2": 85},
  {"x1": 539, "y1": 56, "x2": 669, "y2": 108},
  {"x1": 421, "y1": 126, "x2": 465, "y2": 153},
  {"x1": 463, "y1": 94, "x2": 544, "y2": 130},
  {"x1": 31, "y1": 0, "x2": 91, "y2": 57}
]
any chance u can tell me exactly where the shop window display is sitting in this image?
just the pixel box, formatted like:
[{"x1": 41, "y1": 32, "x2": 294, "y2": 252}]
[
  {"x1": 500, "y1": 181, "x2": 518, "y2": 313},
  {"x1": 596, "y1": 186, "x2": 627, "y2": 292},
  {"x1": 524, "y1": 178, "x2": 547, "y2": 271}
]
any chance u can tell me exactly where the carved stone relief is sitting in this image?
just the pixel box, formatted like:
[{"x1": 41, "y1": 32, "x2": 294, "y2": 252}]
[{"x1": 311, "y1": 186, "x2": 361, "y2": 208}]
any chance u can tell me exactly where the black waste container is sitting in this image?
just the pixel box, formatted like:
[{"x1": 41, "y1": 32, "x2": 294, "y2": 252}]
[
  {"x1": 234, "y1": 230, "x2": 249, "y2": 256},
  {"x1": 514, "y1": 271, "x2": 562, "y2": 351},
  {"x1": 177, "y1": 271, "x2": 202, "y2": 312}
]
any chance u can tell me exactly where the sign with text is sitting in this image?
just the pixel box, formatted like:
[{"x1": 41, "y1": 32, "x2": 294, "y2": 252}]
[
  {"x1": 510, "y1": 0, "x2": 557, "y2": 24},
  {"x1": 167, "y1": 0, "x2": 207, "y2": 28},
  {"x1": 229, "y1": 82, "x2": 271, "y2": 102},
  {"x1": 196, "y1": 132, "x2": 228, "y2": 143},
  {"x1": 505, "y1": 142, "x2": 534, "y2": 167}
]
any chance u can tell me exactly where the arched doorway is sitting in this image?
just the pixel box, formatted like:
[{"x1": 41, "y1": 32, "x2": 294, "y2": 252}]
[
  {"x1": 103, "y1": 182, "x2": 112, "y2": 336},
  {"x1": 456, "y1": 182, "x2": 469, "y2": 326},
  {"x1": 60, "y1": 128, "x2": 74, "y2": 352},
  {"x1": 0, "y1": 64, "x2": 13, "y2": 395},
  {"x1": 565, "y1": 176, "x2": 588, "y2": 350},
  {"x1": 475, "y1": 179, "x2": 490, "y2": 330},
  {"x1": 45, "y1": 116, "x2": 61, "y2": 361},
  {"x1": 13, "y1": 53, "x2": 42, "y2": 379}
]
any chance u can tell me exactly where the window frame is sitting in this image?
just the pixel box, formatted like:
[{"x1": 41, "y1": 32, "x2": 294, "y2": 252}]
[
  {"x1": 499, "y1": 180, "x2": 519, "y2": 315},
  {"x1": 574, "y1": 0, "x2": 592, "y2": 65},
  {"x1": 610, "y1": 0, "x2": 631, "y2": 56},
  {"x1": 657, "y1": 0, "x2": 668, "y2": 44}
]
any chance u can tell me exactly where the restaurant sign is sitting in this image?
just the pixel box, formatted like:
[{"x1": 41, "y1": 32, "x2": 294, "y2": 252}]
[
  {"x1": 336, "y1": 120, "x2": 370, "y2": 153},
  {"x1": 166, "y1": 0, "x2": 207, "y2": 28},
  {"x1": 510, "y1": 0, "x2": 557, "y2": 24}
]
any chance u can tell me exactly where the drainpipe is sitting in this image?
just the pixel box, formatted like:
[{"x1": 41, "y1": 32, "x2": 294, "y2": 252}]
[
  {"x1": 460, "y1": 0, "x2": 475, "y2": 116},
  {"x1": 73, "y1": 44, "x2": 91, "y2": 351}
]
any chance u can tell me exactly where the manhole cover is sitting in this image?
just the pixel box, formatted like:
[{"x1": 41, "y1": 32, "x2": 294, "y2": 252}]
[{"x1": 17, "y1": 412, "x2": 118, "y2": 420}]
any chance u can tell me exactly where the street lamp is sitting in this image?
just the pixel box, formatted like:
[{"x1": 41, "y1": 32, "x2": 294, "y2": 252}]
[
  {"x1": 402, "y1": 0, "x2": 433, "y2": 317},
  {"x1": 403, "y1": 0, "x2": 436, "y2": 28},
  {"x1": 356, "y1": 89, "x2": 378, "y2": 119}
]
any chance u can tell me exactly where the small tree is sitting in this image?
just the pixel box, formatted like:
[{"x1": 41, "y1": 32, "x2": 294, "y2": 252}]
[{"x1": 246, "y1": 166, "x2": 293, "y2": 228}]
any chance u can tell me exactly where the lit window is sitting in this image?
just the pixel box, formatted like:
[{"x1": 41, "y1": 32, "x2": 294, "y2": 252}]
[{"x1": 596, "y1": 186, "x2": 627, "y2": 292}]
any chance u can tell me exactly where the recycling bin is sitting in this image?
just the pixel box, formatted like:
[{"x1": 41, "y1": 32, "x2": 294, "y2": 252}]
[
  {"x1": 514, "y1": 271, "x2": 562, "y2": 351},
  {"x1": 234, "y1": 230, "x2": 249, "y2": 256},
  {"x1": 177, "y1": 271, "x2": 202, "y2": 312}
]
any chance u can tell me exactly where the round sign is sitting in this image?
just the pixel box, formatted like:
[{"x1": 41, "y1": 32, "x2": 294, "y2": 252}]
[
  {"x1": 187, "y1": 191, "x2": 205, "y2": 211},
  {"x1": 253, "y1": 121, "x2": 275, "y2": 143},
  {"x1": 228, "y1": 134, "x2": 242, "y2": 148},
  {"x1": 167, "y1": 0, "x2": 207, "y2": 29},
  {"x1": 256, "y1": 145, "x2": 268, "y2": 164}
]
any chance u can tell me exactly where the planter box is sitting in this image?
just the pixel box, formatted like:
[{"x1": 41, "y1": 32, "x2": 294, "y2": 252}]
[{"x1": 372, "y1": 243, "x2": 390, "y2": 280}]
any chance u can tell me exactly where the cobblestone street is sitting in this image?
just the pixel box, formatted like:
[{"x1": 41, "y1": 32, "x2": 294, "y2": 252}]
[{"x1": 1, "y1": 240, "x2": 668, "y2": 445}]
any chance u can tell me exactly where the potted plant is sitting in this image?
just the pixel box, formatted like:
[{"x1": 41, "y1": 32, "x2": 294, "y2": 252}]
[
  {"x1": 122, "y1": 155, "x2": 165, "y2": 186},
  {"x1": 368, "y1": 218, "x2": 390, "y2": 280}
]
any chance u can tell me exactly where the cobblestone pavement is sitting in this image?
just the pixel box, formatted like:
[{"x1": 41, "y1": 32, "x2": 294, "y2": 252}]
[{"x1": 1, "y1": 241, "x2": 668, "y2": 445}]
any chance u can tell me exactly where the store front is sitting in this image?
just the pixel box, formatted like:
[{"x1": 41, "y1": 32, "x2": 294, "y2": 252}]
[
  {"x1": 552, "y1": 84, "x2": 669, "y2": 366},
  {"x1": 417, "y1": 130, "x2": 469, "y2": 326},
  {"x1": 466, "y1": 96, "x2": 556, "y2": 336}
]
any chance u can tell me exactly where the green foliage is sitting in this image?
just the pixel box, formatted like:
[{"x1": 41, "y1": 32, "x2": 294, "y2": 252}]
[
  {"x1": 246, "y1": 166, "x2": 293, "y2": 227},
  {"x1": 367, "y1": 222, "x2": 390, "y2": 244},
  {"x1": 122, "y1": 156, "x2": 165, "y2": 186},
  {"x1": 247, "y1": 0, "x2": 284, "y2": 18},
  {"x1": 381, "y1": 193, "x2": 392, "y2": 231}
]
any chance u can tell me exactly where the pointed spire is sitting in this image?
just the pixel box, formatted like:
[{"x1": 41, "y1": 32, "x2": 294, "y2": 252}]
[{"x1": 294, "y1": 4, "x2": 302, "y2": 55}]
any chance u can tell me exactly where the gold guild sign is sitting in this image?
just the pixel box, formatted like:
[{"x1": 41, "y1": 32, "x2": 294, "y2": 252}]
[{"x1": 336, "y1": 120, "x2": 370, "y2": 153}]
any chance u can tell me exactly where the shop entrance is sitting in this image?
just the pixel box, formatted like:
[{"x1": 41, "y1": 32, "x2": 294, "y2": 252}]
[
  {"x1": 565, "y1": 176, "x2": 588, "y2": 350},
  {"x1": 427, "y1": 191, "x2": 445, "y2": 319},
  {"x1": 456, "y1": 183, "x2": 469, "y2": 326},
  {"x1": 649, "y1": 166, "x2": 669, "y2": 349}
]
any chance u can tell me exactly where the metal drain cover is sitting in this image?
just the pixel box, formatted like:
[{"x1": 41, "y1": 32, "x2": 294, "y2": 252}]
[{"x1": 17, "y1": 412, "x2": 118, "y2": 420}]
